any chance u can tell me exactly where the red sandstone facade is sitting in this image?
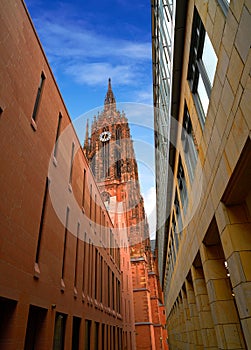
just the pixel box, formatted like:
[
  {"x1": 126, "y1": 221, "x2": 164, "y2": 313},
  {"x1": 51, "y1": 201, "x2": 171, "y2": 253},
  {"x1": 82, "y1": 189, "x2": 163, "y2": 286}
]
[
  {"x1": 0, "y1": 1, "x2": 134, "y2": 349},
  {"x1": 84, "y1": 81, "x2": 168, "y2": 349}
]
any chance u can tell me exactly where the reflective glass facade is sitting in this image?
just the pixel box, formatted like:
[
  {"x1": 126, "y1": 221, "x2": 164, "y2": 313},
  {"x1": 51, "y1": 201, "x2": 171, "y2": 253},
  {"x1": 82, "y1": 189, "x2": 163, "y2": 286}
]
[{"x1": 152, "y1": 0, "x2": 174, "y2": 284}]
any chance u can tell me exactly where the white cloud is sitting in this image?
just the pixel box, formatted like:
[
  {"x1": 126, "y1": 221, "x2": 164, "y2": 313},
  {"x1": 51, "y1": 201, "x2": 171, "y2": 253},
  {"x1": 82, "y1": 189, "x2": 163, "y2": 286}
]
[
  {"x1": 33, "y1": 19, "x2": 151, "y2": 61},
  {"x1": 134, "y1": 85, "x2": 153, "y2": 104},
  {"x1": 31, "y1": 17, "x2": 151, "y2": 88},
  {"x1": 65, "y1": 62, "x2": 136, "y2": 86}
]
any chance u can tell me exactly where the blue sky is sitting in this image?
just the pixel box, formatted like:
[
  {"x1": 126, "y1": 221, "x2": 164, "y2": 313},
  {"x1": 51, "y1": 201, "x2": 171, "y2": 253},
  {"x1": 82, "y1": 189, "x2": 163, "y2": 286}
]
[
  {"x1": 25, "y1": 0, "x2": 156, "y2": 237},
  {"x1": 25, "y1": 0, "x2": 153, "y2": 115}
]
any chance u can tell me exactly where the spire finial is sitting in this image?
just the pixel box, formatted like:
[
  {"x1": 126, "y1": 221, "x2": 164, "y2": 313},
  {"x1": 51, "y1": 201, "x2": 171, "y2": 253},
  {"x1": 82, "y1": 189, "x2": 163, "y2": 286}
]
[{"x1": 104, "y1": 77, "x2": 116, "y2": 111}]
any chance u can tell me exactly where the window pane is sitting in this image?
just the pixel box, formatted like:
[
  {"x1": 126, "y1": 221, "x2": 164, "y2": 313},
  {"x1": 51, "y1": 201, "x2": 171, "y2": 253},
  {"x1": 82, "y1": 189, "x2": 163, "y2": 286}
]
[
  {"x1": 198, "y1": 75, "x2": 209, "y2": 115},
  {"x1": 202, "y1": 33, "x2": 217, "y2": 86}
]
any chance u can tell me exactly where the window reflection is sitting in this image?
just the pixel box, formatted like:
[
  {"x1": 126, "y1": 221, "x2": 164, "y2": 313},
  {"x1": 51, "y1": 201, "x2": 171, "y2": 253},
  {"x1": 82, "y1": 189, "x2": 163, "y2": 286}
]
[
  {"x1": 187, "y1": 8, "x2": 218, "y2": 126},
  {"x1": 198, "y1": 75, "x2": 209, "y2": 116},
  {"x1": 202, "y1": 33, "x2": 217, "y2": 86}
]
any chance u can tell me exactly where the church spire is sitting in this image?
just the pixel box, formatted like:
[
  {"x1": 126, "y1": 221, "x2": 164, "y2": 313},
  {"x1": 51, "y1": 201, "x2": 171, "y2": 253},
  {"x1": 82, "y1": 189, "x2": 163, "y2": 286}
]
[
  {"x1": 104, "y1": 78, "x2": 116, "y2": 111},
  {"x1": 108, "y1": 77, "x2": 112, "y2": 90}
]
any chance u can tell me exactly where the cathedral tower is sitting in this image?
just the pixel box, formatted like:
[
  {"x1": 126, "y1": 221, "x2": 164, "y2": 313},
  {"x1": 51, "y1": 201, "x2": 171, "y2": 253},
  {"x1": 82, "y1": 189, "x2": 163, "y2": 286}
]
[
  {"x1": 84, "y1": 79, "x2": 166, "y2": 350},
  {"x1": 84, "y1": 79, "x2": 149, "y2": 252}
]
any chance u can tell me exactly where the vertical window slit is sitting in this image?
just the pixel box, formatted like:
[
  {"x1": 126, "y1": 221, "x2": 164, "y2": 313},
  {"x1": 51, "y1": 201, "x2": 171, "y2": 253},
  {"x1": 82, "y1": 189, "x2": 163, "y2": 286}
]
[
  {"x1": 94, "y1": 248, "x2": 98, "y2": 300},
  {"x1": 54, "y1": 113, "x2": 62, "y2": 158},
  {"x1": 94, "y1": 194, "x2": 97, "y2": 224},
  {"x1": 35, "y1": 177, "x2": 49, "y2": 263},
  {"x1": 108, "y1": 267, "x2": 110, "y2": 307},
  {"x1": 90, "y1": 184, "x2": 92, "y2": 219},
  {"x1": 32, "y1": 72, "x2": 45, "y2": 122},
  {"x1": 82, "y1": 169, "x2": 86, "y2": 209},
  {"x1": 100, "y1": 256, "x2": 103, "y2": 303},
  {"x1": 61, "y1": 207, "x2": 70, "y2": 279},
  {"x1": 88, "y1": 239, "x2": 92, "y2": 296},
  {"x1": 82, "y1": 232, "x2": 87, "y2": 296},
  {"x1": 69, "y1": 142, "x2": 75, "y2": 184},
  {"x1": 74, "y1": 222, "x2": 80, "y2": 288}
]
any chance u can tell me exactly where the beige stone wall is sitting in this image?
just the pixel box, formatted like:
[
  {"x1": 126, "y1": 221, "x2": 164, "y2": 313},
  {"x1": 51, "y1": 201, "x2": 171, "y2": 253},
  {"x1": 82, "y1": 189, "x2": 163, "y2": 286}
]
[{"x1": 164, "y1": 0, "x2": 251, "y2": 348}]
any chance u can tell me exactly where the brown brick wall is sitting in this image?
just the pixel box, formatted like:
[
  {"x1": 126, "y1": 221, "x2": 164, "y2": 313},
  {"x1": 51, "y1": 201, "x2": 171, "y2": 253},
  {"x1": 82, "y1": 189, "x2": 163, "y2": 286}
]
[{"x1": 0, "y1": 0, "x2": 132, "y2": 349}]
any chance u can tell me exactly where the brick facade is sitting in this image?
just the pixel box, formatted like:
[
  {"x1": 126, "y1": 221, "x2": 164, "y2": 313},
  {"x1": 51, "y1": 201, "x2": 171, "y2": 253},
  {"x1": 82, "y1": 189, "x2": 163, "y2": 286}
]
[{"x1": 0, "y1": 1, "x2": 130, "y2": 349}]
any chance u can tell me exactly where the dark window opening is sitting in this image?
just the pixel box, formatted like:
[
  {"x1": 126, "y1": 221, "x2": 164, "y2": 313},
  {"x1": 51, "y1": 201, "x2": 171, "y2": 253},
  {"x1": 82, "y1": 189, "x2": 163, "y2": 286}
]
[
  {"x1": 24, "y1": 305, "x2": 47, "y2": 350},
  {"x1": 108, "y1": 267, "x2": 110, "y2": 307},
  {"x1": 54, "y1": 113, "x2": 62, "y2": 158},
  {"x1": 174, "y1": 191, "x2": 182, "y2": 233},
  {"x1": 36, "y1": 177, "x2": 49, "y2": 263},
  {"x1": 72, "y1": 316, "x2": 81, "y2": 350},
  {"x1": 0, "y1": 297, "x2": 17, "y2": 347},
  {"x1": 177, "y1": 157, "x2": 187, "y2": 212},
  {"x1": 74, "y1": 223, "x2": 80, "y2": 288},
  {"x1": 115, "y1": 149, "x2": 122, "y2": 179},
  {"x1": 53, "y1": 313, "x2": 67, "y2": 350},
  {"x1": 94, "y1": 322, "x2": 99, "y2": 350},
  {"x1": 84, "y1": 320, "x2": 92, "y2": 350},
  {"x1": 94, "y1": 248, "x2": 98, "y2": 300},
  {"x1": 116, "y1": 127, "x2": 121, "y2": 145},
  {"x1": 91, "y1": 154, "x2": 96, "y2": 176},
  {"x1": 94, "y1": 194, "x2": 97, "y2": 223},
  {"x1": 100, "y1": 256, "x2": 103, "y2": 303},
  {"x1": 102, "y1": 142, "x2": 110, "y2": 179},
  {"x1": 88, "y1": 242, "x2": 93, "y2": 297},
  {"x1": 112, "y1": 272, "x2": 115, "y2": 310},
  {"x1": 82, "y1": 232, "x2": 87, "y2": 295},
  {"x1": 32, "y1": 72, "x2": 45, "y2": 122},
  {"x1": 182, "y1": 104, "x2": 198, "y2": 180},
  {"x1": 69, "y1": 142, "x2": 75, "y2": 184},
  {"x1": 82, "y1": 169, "x2": 86, "y2": 208},
  {"x1": 61, "y1": 207, "x2": 70, "y2": 279},
  {"x1": 89, "y1": 184, "x2": 92, "y2": 219},
  {"x1": 187, "y1": 8, "x2": 217, "y2": 125}
]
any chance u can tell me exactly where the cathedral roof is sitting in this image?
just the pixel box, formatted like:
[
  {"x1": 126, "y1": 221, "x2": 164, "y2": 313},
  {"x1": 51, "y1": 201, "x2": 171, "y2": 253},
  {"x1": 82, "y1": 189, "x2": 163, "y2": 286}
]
[{"x1": 83, "y1": 79, "x2": 128, "y2": 143}]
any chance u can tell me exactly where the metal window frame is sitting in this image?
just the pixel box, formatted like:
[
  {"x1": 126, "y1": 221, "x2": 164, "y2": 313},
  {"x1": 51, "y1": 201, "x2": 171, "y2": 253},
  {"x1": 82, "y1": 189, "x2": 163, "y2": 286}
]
[
  {"x1": 218, "y1": 0, "x2": 230, "y2": 17},
  {"x1": 187, "y1": 8, "x2": 216, "y2": 127}
]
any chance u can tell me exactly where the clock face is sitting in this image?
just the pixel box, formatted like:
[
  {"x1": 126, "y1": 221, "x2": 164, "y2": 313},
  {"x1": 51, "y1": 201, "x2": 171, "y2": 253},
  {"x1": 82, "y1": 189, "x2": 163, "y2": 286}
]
[{"x1": 99, "y1": 131, "x2": 111, "y2": 142}]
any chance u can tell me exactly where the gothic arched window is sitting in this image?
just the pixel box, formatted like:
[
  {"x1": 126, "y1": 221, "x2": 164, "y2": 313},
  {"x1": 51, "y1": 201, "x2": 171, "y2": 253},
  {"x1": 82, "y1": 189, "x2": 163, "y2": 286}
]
[
  {"x1": 91, "y1": 155, "x2": 96, "y2": 176},
  {"x1": 116, "y1": 127, "x2": 121, "y2": 145},
  {"x1": 115, "y1": 149, "x2": 121, "y2": 179},
  {"x1": 102, "y1": 142, "x2": 110, "y2": 179}
]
